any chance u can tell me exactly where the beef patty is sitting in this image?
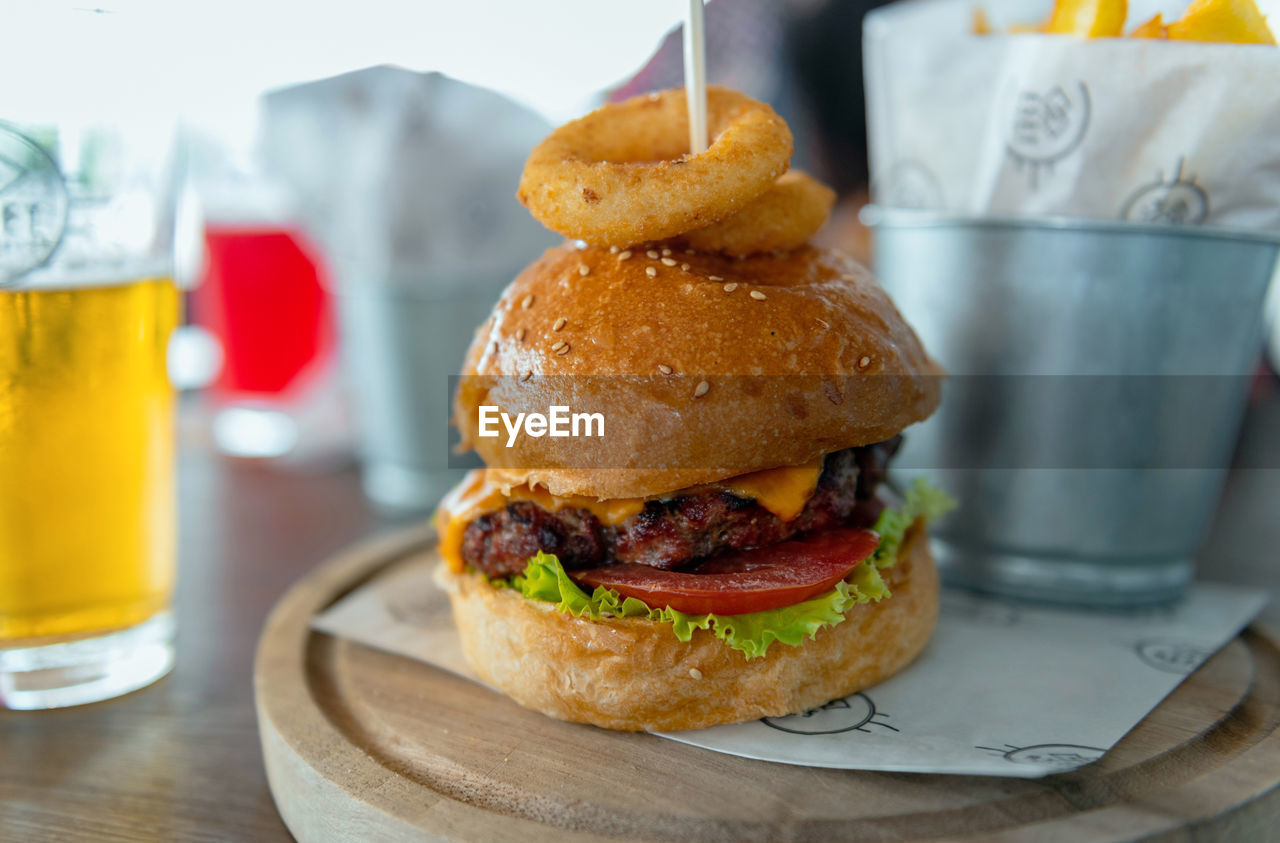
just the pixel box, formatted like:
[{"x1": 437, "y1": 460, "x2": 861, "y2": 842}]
[{"x1": 460, "y1": 438, "x2": 901, "y2": 578}]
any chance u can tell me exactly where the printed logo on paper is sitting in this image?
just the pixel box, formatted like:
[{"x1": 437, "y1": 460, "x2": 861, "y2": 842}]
[
  {"x1": 976, "y1": 742, "x2": 1106, "y2": 769},
  {"x1": 762, "y1": 693, "x2": 898, "y2": 735},
  {"x1": 1134, "y1": 638, "x2": 1210, "y2": 674},
  {"x1": 1004, "y1": 81, "x2": 1092, "y2": 189},
  {"x1": 1120, "y1": 158, "x2": 1209, "y2": 225},
  {"x1": 0, "y1": 123, "x2": 68, "y2": 286}
]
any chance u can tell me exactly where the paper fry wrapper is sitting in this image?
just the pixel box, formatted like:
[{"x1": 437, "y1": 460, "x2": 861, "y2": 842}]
[{"x1": 864, "y1": 0, "x2": 1280, "y2": 229}]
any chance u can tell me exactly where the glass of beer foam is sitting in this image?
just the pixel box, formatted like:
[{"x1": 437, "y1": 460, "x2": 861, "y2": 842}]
[{"x1": 0, "y1": 120, "x2": 181, "y2": 708}]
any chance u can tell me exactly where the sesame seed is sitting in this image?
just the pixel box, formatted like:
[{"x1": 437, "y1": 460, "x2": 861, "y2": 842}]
[
  {"x1": 550, "y1": 339, "x2": 566, "y2": 351},
  {"x1": 859, "y1": 356, "x2": 872, "y2": 368},
  {"x1": 658, "y1": 364, "x2": 673, "y2": 375},
  {"x1": 750, "y1": 290, "x2": 767, "y2": 301},
  {"x1": 646, "y1": 249, "x2": 660, "y2": 259},
  {"x1": 516, "y1": 328, "x2": 527, "y2": 341},
  {"x1": 556, "y1": 344, "x2": 571, "y2": 356},
  {"x1": 709, "y1": 275, "x2": 723, "y2": 282},
  {"x1": 553, "y1": 317, "x2": 567, "y2": 332},
  {"x1": 723, "y1": 282, "x2": 738, "y2": 292},
  {"x1": 520, "y1": 371, "x2": 532, "y2": 382},
  {"x1": 645, "y1": 266, "x2": 658, "y2": 278},
  {"x1": 694, "y1": 380, "x2": 710, "y2": 398},
  {"x1": 661, "y1": 257, "x2": 677, "y2": 267},
  {"x1": 578, "y1": 264, "x2": 590, "y2": 276},
  {"x1": 609, "y1": 245, "x2": 619, "y2": 254},
  {"x1": 661, "y1": 247, "x2": 672, "y2": 256},
  {"x1": 521, "y1": 294, "x2": 535, "y2": 310},
  {"x1": 842, "y1": 274, "x2": 858, "y2": 282},
  {"x1": 689, "y1": 667, "x2": 703, "y2": 680},
  {"x1": 681, "y1": 263, "x2": 691, "y2": 271},
  {"x1": 618, "y1": 250, "x2": 633, "y2": 260},
  {"x1": 815, "y1": 319, "x2": 829, "y2": 330}
]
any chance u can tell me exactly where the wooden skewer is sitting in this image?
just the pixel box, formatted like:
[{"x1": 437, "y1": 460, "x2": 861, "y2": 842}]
[{"x1": 684, "y1": 0, "x2": 708, "y2": 155}]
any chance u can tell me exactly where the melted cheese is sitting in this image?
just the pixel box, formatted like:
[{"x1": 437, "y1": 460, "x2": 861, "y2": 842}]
[
  {"x1": 713, "y1": 462, "x2": 823, "y2": 522},
  {"x1": 435, "y1": 463, "x2": 825, "y2": 572},
  {"x1": 435, "y1": 470, "x2": 504, "y2": 572},
  {"x1": 436, "y1": 470, "x2": 645, "y2": 572}
]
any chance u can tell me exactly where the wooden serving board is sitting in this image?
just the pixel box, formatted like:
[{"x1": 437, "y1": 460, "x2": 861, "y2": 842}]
[{"x1": 255, "y1": 525, "x2": 1280, "y2": 842}]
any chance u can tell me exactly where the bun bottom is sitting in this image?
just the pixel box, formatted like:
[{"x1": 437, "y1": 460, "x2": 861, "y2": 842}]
[{"x1": 434, "y1": 526, "x2": 938, "y2": 732}]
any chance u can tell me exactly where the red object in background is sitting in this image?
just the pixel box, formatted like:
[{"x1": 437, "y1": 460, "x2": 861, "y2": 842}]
[{"x1": 195, "y1": 224, "x2": 336, "y2": 399}]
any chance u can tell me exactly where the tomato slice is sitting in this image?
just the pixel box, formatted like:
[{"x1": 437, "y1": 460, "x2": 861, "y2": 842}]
[{"x1": 571, "y1": 528, "x2": 880, "y2": 615}]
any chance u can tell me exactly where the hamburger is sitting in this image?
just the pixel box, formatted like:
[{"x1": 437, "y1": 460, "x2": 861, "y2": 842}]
[{"x1": 434, "y1": 89, "x2": 948, "y2": 732}]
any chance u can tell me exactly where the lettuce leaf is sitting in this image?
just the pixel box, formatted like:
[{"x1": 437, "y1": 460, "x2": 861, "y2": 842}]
[
  {"x1": 869, "y1": 478, "x2": 957, "y2": 569},
  {"x1": 496, "y1": 478, "x2": 954, "y2": 659},
  {"x1": 503, "y1": 552, "x2": 890, "y2": 659}
]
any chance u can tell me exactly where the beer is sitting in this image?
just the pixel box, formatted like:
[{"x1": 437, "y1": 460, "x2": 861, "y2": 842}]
[{"x1": 0, "y1": 277, "x2": 178, "y2": 642}]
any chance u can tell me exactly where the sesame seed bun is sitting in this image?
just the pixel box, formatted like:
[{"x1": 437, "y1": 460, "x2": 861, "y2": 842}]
[
  {"x1": 434, "y1": 520, "x2": 937, "y2": 732},
  {"x1": 453, "y1": 242, "x2": 942, "y2": 500}
]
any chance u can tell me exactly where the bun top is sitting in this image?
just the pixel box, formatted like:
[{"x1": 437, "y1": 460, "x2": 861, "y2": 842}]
[{"x1": 454, "y1": 241, "x2": 941, "y2": 499}]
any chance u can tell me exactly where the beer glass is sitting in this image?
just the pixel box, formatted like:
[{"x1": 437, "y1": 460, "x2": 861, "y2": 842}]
[{"x1": 0, "y1": 120, "x2": 179, "y2": 708}]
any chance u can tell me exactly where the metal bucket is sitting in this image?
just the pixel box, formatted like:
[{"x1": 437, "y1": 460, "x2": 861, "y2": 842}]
[{"x1": 869, "y1": 208, "x2": 1280, "y2": 606}]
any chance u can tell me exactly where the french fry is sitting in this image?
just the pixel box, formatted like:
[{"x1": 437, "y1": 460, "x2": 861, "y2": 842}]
[
  {"x1": 1044, "y1": 0, "x2": 1128, "y2": 36},
  {"x1": 1166, "y1": 0, "x2": 1277, "y2": 44},
  {"x1": 993, "y1": 0, "x2": 1276, "y2": 44},
  {"x1": 973, "y1": 5, "x2": 993, "y2": 34},
  {"x1": 1129, "y1": 12, "x2": 1168, "y2": 38}
]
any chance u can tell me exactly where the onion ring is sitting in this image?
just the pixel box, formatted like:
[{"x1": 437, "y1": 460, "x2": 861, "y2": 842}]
[
  {"x1": 517, "y1": 87, "x2": 793, "y2": 247},
  {"x1": 676, "y1": 171, "x2": 836, "y2": 256}
]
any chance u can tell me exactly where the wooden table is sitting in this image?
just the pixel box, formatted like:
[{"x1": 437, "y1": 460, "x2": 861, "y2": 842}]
[
  {"x1": 0, "y1": 435, "x2": 382, "y2": 841},
  {"x1": 2, "y1": 384, "x2": 1278, "y2": 841}
]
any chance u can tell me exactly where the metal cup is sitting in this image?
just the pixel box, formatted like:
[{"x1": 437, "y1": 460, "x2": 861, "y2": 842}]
[
  {"x1": 335, "y1": 273, "x2": 500, "y2": 514},
  {"x1": 869, "y1": 209, "x2": 1280, "y2": 606}
]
